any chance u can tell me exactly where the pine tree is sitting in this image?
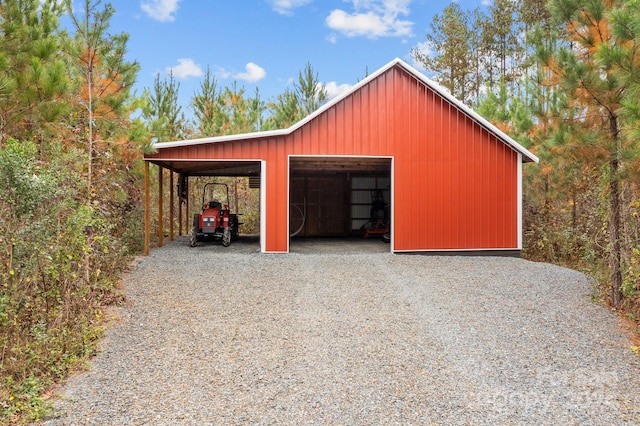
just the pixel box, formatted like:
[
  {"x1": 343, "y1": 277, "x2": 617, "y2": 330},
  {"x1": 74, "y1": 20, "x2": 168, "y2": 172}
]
[
  {"x1": 63, "y1": 0, "x2": 139, "y2": 201},
  {"x1": 263, "y1": 63, "x2": 326, "y2": 130},
  {"x1": 411, "y1": 3, "x2": 475, "y2": 104},
  {"x1": 191, "y1": 67, "x2": 222, "y2": 137},
  {"x1": 467, "y1": 8, "x2": 489, "y2": 105},
  {"x1": 294, "y1": 62, "x2": 327, "y2": 116},
  {"x1": 0, "y1": 0, "x2": 68, "y2": 145},
  {"x1": 607, "y1": 0, "x2": 640, "y2": 142},
  {"x1": 484, "y1": 0, "x2": 522, "y2": 83},
  {"x1": 263, "y1": 89, "x2": 300, "y2": 130},
  {"x1": 542, "y1": 0, "x2": 640, "y2": 307},
  {"x1": 144, "y1": 71, "x2": 186, "y2": 141}
]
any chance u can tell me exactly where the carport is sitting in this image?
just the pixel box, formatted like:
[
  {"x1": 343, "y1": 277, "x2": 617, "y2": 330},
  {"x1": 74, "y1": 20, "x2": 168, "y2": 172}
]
[
  {"x1": 143, "y1": 58, "x2": 538, "y2": 255},
  {"x1": 142, "y1": 159, "x2": 263, "y2": 255}
]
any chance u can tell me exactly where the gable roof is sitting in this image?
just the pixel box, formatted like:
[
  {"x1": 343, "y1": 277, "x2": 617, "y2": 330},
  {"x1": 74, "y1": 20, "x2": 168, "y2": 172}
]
[{"x1": 150, "y1": 58, "x2": 539, "y2": 163}]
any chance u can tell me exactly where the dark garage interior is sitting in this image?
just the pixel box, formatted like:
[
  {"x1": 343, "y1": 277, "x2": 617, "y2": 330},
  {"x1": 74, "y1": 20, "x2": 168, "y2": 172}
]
[{"x1": 288, "y1": 157, "x2": 391, "y2": 239}]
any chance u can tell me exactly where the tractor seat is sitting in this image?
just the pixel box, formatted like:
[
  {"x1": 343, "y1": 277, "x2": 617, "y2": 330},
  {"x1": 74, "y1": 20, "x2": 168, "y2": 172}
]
[{"x1": 208, "y1": 201, "x2": 222, "y2": 209}]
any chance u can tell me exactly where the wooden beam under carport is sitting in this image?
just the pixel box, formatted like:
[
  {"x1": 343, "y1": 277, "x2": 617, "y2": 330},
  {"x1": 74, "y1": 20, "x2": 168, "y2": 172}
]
[
  {"x1": 144, "y1": 161, "x2": 150, "y2": 256},
  {"x1": 169, "y1": 170, "x2": 174, "y2": 241},
  {"x1": 158, "y1": 165, "x2": 163, "y2": 248}
]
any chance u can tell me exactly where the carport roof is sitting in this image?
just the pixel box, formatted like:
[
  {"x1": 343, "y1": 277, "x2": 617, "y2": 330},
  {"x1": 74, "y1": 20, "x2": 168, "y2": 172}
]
[
  {"x1": 152, "y1": 160, "x2": 262, "y2": 177},
  {"x1": 144, "y1": 58, "x2": 539, "y2": 175}
]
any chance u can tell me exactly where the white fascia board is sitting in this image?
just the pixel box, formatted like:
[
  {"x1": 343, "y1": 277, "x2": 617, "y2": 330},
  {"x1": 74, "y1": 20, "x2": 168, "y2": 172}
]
[
  {"x1": 260, "y1": 160, "x2": 267, "y2": 253},
  {"x1": 150, "y1": 128, "x2": 287, "y2": 150},
  {"x1": 517, "y1": 153, "x2": 523, "y2": 250}
]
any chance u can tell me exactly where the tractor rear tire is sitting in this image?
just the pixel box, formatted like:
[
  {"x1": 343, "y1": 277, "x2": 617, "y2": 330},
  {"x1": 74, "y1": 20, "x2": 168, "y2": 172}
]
[{"x1": 229, "y1": 215, "x2": 240, "y2": 241}]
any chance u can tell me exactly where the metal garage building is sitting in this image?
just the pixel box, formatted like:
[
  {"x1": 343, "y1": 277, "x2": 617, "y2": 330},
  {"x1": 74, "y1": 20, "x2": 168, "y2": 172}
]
[{"x1": 143, "y1": 58, "x2": 538, "y2": 255}]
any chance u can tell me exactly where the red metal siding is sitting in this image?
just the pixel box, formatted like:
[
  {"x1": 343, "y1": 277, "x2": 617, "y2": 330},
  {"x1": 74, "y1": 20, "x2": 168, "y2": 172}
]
[
  {"x1": 391, "y1": 68, "x2": 518, "y2": 251},
  {"x1": 148, "y1": 65, "x2": 521, "y2": 252}
]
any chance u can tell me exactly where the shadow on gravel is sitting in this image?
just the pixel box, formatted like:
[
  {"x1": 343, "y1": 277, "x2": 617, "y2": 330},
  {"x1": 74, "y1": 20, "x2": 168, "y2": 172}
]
[{"x1": 170, "y1": 234, "x2": 391, "y2": 254}]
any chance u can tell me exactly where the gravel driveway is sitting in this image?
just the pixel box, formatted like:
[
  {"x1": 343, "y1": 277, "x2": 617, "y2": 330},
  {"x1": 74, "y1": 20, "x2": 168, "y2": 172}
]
[{"x1": 44, "y1": 237, "x2": 640, "y2": 425}]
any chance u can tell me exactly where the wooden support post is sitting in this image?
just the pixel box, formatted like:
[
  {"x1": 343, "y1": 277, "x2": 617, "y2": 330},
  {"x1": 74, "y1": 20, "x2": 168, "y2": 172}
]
[
  {"x1": 185, "y1": 176, "x2": 190, "y2": 235},
  {"x1": 169, "y1": 170, "x2": 174, "y2": 241},
  {"x1": 158, "y1": 165, "x2": 164, "y2": 248},
  {"x1": 178, "y1": 175, "x2": 183, "y2": 236},
  {"x1": 144, "y1": 161, "x2": 150, "y2": 256}
]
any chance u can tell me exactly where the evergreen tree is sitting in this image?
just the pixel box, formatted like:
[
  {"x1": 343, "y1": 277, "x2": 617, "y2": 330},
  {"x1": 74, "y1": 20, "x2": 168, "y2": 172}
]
[
  {"x1": 246, "y1": 87, "x2": 265, "y2": 132},
  {"x1": 144, "y1": 71, "x2": 186, "y2": 141},
  {"x1": 476, "y1": 79, "x2": 532, "y2": 137},
  {"x1": 467, "y1": 8, "x2": 489, "y2": 105},
  {"x1": 264, "y1": 63, "x2": 327, "y2": 130},
  {"x1": 220, "y1": 82, "x2": 263, "y2": 135},
  {"x1": 411, "y1": 3, "x2": 475, "y2": 104},
  {"x1": 295, "y1": 62, "x2": 328, "y2": 116},
  {"x1": 482, "y1": 0, "x2": 522, "y2": 86},
  {"x1": 607, "y1": 0, "x2": 640, "y2": 143},
  {"x1": 262, "y1": 89, "x2": 300, "y2": 130},
  {"x1": 541, "y1": 0, "x2": 640, "y2": 307},
  {"x1": 520, "y1": 0, "x2": 553, "y2": 32},
  {"x1": 0, "y1": 0, "x2": 68, "y2": 145},
  {"x1": 63, "y1": 0, "x2": 140, "y2": 201},
  {"x1": 191, "y1": 67, "x2": 223, "y2": 137},
  {"x1": 190, "y1": 75, "x2": 265, "y2": 137}
]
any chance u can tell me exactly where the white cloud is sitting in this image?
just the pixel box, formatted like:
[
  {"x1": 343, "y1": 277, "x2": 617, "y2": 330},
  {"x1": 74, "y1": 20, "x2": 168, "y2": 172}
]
[
  {"x1": 215, "y1": 66, "x2": 232, "y2": 80},
  {"x1": 166, "y1": 58, "x2": 203, "y2": 79},
  {"x1": 269, "y1": 0, "x2": 313, "y2": 15},
  {"x1": 326, "y1": 0, "x2": 413, "y2": 39},
  {"x1": 141, "y1": 0, "x2": 182, "y2": 22},
  {"x1": 322, "y1": 81, "x2": 352, "y2": 99},
  {"x1": 234, "y1": 63, "x2": 267, "y2": 83},
  {"x1": 326, "y1": 10, "x2": 387, "y2": 37}
]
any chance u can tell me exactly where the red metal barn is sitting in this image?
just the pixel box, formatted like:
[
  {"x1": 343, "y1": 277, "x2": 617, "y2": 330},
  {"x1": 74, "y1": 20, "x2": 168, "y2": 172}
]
[{"x1": 144, "y1": 58, "x2": 538, "y2": 255}]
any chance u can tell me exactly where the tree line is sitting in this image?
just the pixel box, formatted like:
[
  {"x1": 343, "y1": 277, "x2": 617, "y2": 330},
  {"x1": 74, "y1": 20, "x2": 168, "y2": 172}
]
[{"x1": 1, "y1": 0, "x2": 639, "y2": 421}]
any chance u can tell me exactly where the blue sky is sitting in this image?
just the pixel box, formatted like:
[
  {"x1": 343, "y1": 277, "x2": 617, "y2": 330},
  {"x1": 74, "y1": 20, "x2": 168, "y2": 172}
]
[{"x1": 98, "y1": 0, "x2": 490, "y2": 118}]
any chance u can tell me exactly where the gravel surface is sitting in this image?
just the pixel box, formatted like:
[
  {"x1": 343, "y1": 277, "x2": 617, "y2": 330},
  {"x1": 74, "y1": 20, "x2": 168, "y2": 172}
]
[{"x1": 43, "y1": 237, "x2": 640, "y2": 425}]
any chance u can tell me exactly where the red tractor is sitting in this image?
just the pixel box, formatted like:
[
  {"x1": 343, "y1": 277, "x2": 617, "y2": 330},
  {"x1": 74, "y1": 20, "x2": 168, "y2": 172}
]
[{"x1": 190, "y1": 182, "x2": 240, "y2": 247}]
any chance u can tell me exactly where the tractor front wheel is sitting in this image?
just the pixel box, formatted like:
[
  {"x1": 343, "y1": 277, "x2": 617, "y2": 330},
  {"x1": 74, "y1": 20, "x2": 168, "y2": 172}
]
[
  {"x1": 222, "y1": 227, "x2": 231, "y2": 247},
  {"x1": 190, "y1": 214, "x2": 200, "y2": 247},
  {"x1": 190, "y1": 227, "x2": 198, "y2": 247}
]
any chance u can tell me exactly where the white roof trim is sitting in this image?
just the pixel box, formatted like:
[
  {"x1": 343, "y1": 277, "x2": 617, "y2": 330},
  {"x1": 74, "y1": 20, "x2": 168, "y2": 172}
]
[{"x1": 150, "y1": 58, "x2": 539, "y2": 163}]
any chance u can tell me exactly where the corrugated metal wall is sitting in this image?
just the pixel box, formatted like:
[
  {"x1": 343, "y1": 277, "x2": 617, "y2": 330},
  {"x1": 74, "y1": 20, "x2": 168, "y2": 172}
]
[
  {"x1": 390, "y1": 69, "x2": 519, "y2": 250},
  {"x1": 150, "y1": 65, "x2": 520, "y2": 252}
]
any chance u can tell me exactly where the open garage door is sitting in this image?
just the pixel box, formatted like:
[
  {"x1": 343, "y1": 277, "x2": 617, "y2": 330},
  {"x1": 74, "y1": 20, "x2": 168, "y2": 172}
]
[{"x1": 289, "y1": 156, "x2": 392, "y2": 243}]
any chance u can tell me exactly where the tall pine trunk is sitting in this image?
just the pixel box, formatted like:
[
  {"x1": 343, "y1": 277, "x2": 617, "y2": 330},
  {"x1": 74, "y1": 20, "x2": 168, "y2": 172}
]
[{"x1": 609, "y1": 114, "x2": 623, "y2": 307}]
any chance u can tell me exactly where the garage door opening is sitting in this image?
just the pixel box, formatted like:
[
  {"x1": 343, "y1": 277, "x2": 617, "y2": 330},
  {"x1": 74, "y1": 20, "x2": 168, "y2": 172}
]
[{"x1": 288, "y1": 156, "x2": 392, "y2": 252}]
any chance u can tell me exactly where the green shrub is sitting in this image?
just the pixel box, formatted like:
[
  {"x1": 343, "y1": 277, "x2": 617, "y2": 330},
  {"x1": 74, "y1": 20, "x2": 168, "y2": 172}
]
[{"x1": 0, "y1": 139, "x2": 132, "y2": 422}]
